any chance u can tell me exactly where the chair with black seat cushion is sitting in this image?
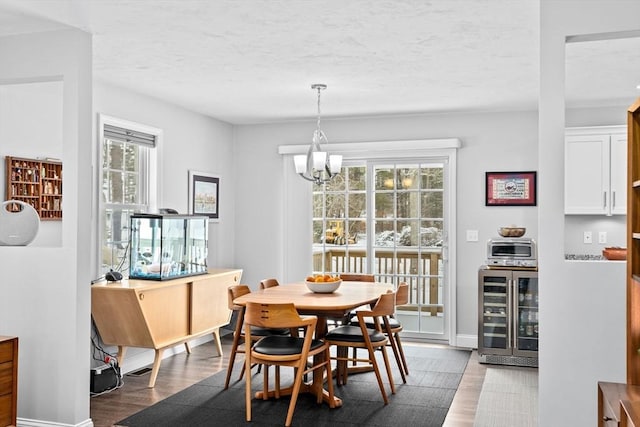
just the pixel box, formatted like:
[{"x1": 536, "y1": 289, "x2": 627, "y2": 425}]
[
  {"x1": 259, "y1": 278, "x2": 280, "y2": 289},
  {"x1": 340, "y1": 273, "x2": 376, "y2": 282},
  {"x1": 244, "y1": 301, "x2": 335, "y2": 427},
  {"x1": 329, "y1": 273, "x2": 376, "y2": 327},
  {"x1": 325, "y1": 291, "x2": 396, "y2": 404},
  {"x1": 389, "y1": 282, "x2": 409, "y2": 378},
  {"x1": 350, "y1": 282, "x2": 409, "y2": 383},
  {"x1": 339, "y1": 273, "x2": 375, "y2": 282},
  {"x1": 224, "y1": 285, "x2": 290, "y2": 389}
]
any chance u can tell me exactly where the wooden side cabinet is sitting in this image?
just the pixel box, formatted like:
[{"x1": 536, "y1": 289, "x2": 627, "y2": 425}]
[
  {"x1": 91, "y1": 268, "x2": 242, "y2": 387},
  {"x1": 598, "y1": 382, "x2": 640, "y2": 426},
  {"x1": 0, "y1": 336, "x2": 18, "y2": 427},
  {"x1": 621, "y1": 400, "x2": 640, "y2": 427}
]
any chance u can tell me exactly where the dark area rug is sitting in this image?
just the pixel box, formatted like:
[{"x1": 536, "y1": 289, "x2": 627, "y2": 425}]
[{"x1": 117, "y1": 345, "x2": 470, "y2": 427}]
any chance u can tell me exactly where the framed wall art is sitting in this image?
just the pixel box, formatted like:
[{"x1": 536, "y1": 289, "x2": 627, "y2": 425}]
[
  {"x1": 485, "y1": 171, "x2": 537, "y2": 206},
  {"x1": 188, "y1": 170, "x2": 220, "y2": 221}
]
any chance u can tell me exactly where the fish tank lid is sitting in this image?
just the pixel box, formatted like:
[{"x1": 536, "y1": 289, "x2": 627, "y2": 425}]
[{"x1": 131, "y1": 213, "x2": 209, "y2": 220}]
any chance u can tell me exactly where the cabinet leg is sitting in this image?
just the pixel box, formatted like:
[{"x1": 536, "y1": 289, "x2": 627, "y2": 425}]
[
  {"x1": 117, "y1": 346, "x2": 127, "y2": 365},
  {"x1": 148, "y1": 348, "x2": 164, "y2": 388},
  {"x1": 213, "y1": 329, "x2": 223, "y2": 357}
]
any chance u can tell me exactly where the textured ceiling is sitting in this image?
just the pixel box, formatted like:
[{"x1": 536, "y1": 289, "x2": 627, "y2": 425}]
[{"x1": 0, "y1": 0, "x2": 638, "y2": 124}]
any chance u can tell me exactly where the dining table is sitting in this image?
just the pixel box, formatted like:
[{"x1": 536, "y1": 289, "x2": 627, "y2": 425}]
[{"x1": 233, "y1": 280, "x2": 393, "y2": 408}]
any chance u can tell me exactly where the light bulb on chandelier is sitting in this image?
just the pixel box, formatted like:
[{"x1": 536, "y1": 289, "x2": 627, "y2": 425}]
[{"x1": 293, "y1": 84, "x2": 342, "y2": 185}]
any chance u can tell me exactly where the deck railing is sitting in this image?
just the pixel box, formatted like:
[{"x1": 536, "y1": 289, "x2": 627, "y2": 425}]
[{"x1": 313, "y1": 246, "x2": 444, "y2": 316}]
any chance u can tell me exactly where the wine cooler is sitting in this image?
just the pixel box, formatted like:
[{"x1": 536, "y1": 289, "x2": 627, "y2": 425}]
[{"x1": 478, "y1": 267, "x2": 538, "y2": 367}]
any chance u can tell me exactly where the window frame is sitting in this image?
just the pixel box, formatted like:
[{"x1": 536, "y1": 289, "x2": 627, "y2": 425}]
[
  {"x1": 97, "y1": 114, "x2": 162, "y2": 276},
  {"x1": 279, "y1": 138, "x2": 459, "y2": 344}
]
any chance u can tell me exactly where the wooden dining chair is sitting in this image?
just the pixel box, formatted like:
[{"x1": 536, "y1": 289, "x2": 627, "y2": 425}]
[
  {"x1": 224, "y1": 285, "x2": 290, "y2": 389},
  {"x1": 339, "y1": 273, "x2": 375, "y2": 282},
  {"x1": 389, "y1": 282, "x2": 409, "y2": 378},
  {"x1": 325, "y1": 291, "x2": 396, "y2": 404},
  {"x1": 350, "y1": 282, "x2": 409, "y2": 383},
  {"x1": 330, "y1": 273, "x2": 376, "y2": 328},
  {"x1": 244, "y1": 302, "x2": 335, "y2": 426},
  {"x1": 259, "y1": 278, "x2": 280, "y2": 289}
]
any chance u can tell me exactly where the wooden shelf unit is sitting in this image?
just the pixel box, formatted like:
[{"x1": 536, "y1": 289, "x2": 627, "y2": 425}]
[
  {"x1": 0, "y1": 336, "x2": 18, "y2": 427},
  {"x1": 596, "y1": 99, "x2": 640, "y2": 426},
  {"x1": 629, "y1": 98, "x2": 640, "y2": 385},
  {"x1": 4, "y1": 155, "x2": 62, "y2": 220}
]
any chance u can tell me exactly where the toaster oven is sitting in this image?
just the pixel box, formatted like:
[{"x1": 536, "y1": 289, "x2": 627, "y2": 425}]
[{"x1": 486, "y1": 237, "x2": 537, "y2": 268}]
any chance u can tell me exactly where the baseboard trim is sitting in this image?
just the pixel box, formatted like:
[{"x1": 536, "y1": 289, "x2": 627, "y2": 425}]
[
  {"x1": 17, "y1": 417, "x2": 93, "y2": 427},
  {"x1": 455, "y1": 334, "x2": 477, "y2": 349}
]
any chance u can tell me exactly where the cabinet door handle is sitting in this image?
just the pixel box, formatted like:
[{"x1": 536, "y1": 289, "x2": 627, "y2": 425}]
[
  {"x1": 139, "y1": 293, "x2": 144, "y2": 301},
  {"x1": 603, "y1": 416, "x2": 613, "y2": 421},
  {"x1": 510, "y1": 278, "x2": 515, "y2": 348},
  {"x1": 612, "y1": 191, "x2": 616, "y2": 209},
  {"x1": 603, "y1": 191, "x2": 607, "y2": 209}
]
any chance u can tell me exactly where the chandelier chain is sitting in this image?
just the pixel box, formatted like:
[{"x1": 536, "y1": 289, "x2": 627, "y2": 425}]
[{"x1": 316, "y1": 85, "x2": 322, "y2": 132}]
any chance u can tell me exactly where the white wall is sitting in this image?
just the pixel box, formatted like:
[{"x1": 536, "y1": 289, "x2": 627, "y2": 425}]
[
  {"x1": 233, "y1": 109, "x2": 539, "y2": 341},
  {"x1": 564, "y1": 104, "x2": 628, "y2": 256},
  {"x1": 540, "y1": 1, "x2": 640, "y2": 426},
  {"x1": 0, "y1": 81, "x2": 64, "y2": 246},
  {"x1": 92, "y1": 81, "x2": 237, "y2": 372},
  {"x1": 0, "y1": 29, "x2": 93, "y2": 425},
  {"x1": 93, "y1": 81, "x2": 236, "y2": 272}
]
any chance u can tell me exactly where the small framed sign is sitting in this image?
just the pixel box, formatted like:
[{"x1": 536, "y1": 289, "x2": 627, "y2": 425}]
[
  {"x1": 188, "y1": 170, "x2": 220, "y2": 221},
  {"x1": 485, "y1": 171, "x2": 537, "y2": 206}
]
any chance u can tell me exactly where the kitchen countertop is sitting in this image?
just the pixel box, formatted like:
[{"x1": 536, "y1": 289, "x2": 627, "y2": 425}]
[{"x1": 565, "y1": 253, "x2": 625, "y2": 261}]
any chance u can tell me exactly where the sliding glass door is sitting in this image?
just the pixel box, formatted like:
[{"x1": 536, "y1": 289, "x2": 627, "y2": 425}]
[{"x1": 312, "y1": 159, "x2": 448, "y2": 340}]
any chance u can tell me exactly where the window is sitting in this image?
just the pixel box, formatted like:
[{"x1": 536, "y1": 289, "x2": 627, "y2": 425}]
[
  {"x1": 312, "y1": 164, "x2": 367, "y2": 272},
  {"x1": 98, "y1": 115, "x2": 161, "y2": 275}
]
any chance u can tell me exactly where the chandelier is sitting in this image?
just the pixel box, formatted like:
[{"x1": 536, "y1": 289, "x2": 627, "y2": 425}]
[{"x1": 293, "y1": 84, "x2": 342, "y2": 185}]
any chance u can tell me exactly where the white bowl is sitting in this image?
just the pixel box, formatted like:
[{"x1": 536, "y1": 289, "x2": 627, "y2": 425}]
[{"x1": 305, "y1": 279, "x2": 342, "y2": 293}]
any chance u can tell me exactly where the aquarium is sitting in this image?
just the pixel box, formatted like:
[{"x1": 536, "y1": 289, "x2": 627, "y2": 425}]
[{"x1": 129, "y1": 213, "x2": 209, "y2": 280}]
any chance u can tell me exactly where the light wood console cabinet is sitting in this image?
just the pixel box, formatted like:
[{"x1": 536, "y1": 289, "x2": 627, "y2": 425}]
[
  {"x1": 91, "y1": 268, "x2": 242, "y2": 387},
  {"x1": 0, "y1": 336, "x2": 18, "y2": 427}
]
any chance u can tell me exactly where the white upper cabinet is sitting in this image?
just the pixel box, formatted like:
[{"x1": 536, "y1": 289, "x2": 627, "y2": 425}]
[{"x1": 565, "y1": 126, "x2": 627, "y2": 215}]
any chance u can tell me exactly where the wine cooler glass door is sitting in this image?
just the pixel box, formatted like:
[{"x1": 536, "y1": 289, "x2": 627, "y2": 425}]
[
  {"x1": 479, "y1": 271, "x2": 511, "y2": 356},
  {"x1": 514, "y1": 272, "x2": 538, "y2": 356}
]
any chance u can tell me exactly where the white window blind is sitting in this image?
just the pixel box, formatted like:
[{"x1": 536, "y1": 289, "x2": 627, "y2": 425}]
[{"x1": 103, "y1": 124, "x2": 157, "y2": 147}]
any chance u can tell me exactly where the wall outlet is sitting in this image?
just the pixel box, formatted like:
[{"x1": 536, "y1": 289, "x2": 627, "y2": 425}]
[
  {"x1": 598, "y1": 231, "x2": 607, "y2": 244},
  {"x1": 583, "y1": 231, "x2": 593, "y2": 244},
  {"x1": 466, "y1": 230, "x2": 479, "y2": 242}
]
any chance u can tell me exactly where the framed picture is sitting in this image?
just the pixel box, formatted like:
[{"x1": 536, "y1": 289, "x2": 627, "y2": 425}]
[
  {"x1": 188, "y1": 170, "x2": 220, "y2": 221},
  {"x1": 485, "y1": 171, "x2": 537, "y2": 206}
]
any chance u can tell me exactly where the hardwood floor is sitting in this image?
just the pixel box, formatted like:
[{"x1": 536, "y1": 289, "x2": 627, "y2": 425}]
[
  {"x1": 443, "y1": 349, "x2": 488, "y2": 427},
  {"x1": 90, "y1": 336, "x2": 487, "y2": 427}
]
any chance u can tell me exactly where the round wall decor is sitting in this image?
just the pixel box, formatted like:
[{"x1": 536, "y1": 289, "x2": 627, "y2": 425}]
[{"x1": 0, "y1": 200, "x2": 40, "y2": 246}]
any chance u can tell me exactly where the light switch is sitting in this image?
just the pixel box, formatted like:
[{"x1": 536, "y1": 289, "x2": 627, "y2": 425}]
[
  {"x1": 466, "y1": 230, "x2": 479, "y2": 242},
  {"x1": 583, "y1": 231, "x2": 593, "y2": 244},
  {"x1": 598, "y1": 231, "x2": 607, "y2": 244}
]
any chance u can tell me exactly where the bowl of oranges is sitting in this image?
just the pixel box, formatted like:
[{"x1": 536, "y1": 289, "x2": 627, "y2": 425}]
[{"x1": 305, "y1": 274, "x2": 342, "y2": 293}]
